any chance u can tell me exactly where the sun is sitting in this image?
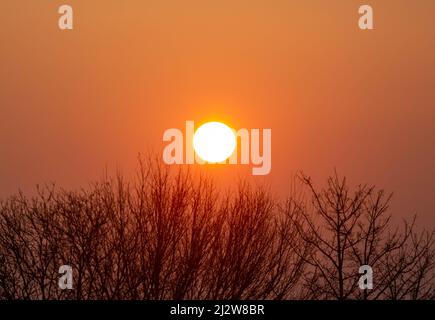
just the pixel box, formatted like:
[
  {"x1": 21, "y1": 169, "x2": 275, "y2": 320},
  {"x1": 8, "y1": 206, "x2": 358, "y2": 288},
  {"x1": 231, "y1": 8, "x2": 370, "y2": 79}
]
[{"x1": 193, "y1": 122, "x2": 236, "y2": 163}]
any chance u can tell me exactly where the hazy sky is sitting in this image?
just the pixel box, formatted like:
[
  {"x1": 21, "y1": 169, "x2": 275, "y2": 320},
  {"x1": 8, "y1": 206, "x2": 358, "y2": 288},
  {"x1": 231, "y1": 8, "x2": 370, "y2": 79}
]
[{"x1": 1, "y1": 1, "x2": 434, "y2": 226}]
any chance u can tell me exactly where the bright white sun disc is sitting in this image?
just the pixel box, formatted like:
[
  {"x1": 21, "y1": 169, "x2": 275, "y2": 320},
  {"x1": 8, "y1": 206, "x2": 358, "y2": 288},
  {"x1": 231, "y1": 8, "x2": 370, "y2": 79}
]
[{"x1": 193, "y1": 122, "x2": 236, "y2": 163}]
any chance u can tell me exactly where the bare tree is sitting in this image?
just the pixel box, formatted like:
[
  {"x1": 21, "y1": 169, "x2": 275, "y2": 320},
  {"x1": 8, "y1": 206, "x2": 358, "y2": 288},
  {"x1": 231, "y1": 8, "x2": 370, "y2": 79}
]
[
  {"x1": 284, "y1": 171, "x2": 435, "y2": 300},
  {"x1": 0, "y1": 157, "x2": 308, "y2": 300},
  {"x1": 0, "y1": 160, "x2": 433, "y2": 300}
]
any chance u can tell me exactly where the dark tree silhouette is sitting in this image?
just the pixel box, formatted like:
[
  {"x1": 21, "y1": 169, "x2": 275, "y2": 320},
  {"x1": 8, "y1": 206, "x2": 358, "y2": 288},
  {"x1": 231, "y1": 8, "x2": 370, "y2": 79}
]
[
  {"x1": 0, "y1": 159, "x2": 433, "y2": 300},
  {"x1": 0, "y1": 158, "x2": 307, "y2": 300},
  {"x1": 284, "y1": 172, "x2": 435, "y2": 300}
]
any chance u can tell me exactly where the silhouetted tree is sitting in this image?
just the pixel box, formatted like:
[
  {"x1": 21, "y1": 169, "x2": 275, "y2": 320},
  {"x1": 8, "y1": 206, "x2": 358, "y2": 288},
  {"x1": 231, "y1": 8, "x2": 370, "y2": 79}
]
[
  {"x1": 0, "y1": 158, "x2": 307, "y2": 300},
  {"x1": 0, "y1": 160, "x2": 433, "y2": 300},
  {"x1": 284, "y1": 172, "x2": 435, "y2": 300}
]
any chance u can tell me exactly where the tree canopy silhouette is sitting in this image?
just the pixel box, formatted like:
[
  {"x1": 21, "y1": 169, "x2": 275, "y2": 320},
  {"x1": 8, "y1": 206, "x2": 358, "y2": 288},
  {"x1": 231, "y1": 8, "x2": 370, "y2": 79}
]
[{"x1": 0, "y1": 158, "x2": 433, "y2": 300}]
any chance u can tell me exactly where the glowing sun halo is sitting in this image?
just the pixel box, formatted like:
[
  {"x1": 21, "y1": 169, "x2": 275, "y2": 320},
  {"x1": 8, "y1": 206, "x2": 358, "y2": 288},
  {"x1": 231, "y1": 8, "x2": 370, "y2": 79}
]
[{"x1": 193, "y1": 122, "x2": 236, "y2": 163}]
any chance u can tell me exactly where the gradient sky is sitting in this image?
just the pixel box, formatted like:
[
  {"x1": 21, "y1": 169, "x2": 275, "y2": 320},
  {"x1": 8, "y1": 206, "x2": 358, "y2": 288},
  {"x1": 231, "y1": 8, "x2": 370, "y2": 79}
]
[{"x1": 1, "y1": 1, "x2": 434, "y2": 226}]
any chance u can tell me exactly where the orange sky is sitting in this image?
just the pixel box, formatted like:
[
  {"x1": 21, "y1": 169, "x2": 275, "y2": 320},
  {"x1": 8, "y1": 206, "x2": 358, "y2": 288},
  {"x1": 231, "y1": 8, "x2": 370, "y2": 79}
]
[{"x1": 0, "y1": 1, "x2": 434, "y2": 226}]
